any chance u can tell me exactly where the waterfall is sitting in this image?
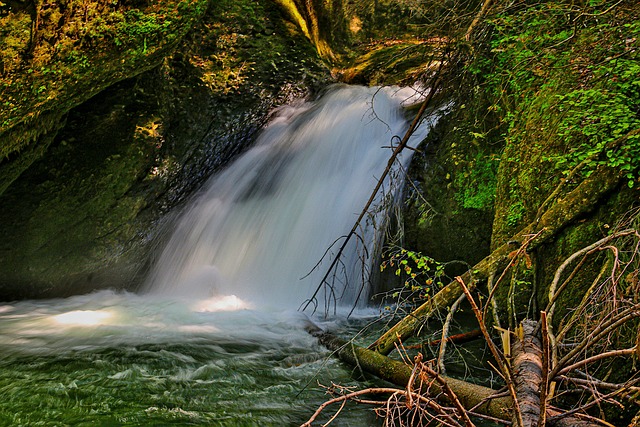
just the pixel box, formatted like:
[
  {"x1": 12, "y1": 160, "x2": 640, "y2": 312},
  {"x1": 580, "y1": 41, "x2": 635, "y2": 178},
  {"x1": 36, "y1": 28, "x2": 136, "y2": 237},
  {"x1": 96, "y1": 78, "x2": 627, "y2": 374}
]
[{"x1": 143, "y1": 85, "x2": 432, "y2": 312}]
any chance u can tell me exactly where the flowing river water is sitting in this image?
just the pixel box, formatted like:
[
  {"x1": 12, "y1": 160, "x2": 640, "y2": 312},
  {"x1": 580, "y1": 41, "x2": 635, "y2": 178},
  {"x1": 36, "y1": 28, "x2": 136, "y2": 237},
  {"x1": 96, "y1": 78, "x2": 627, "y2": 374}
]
[{"x1": 0, "y1": 85, "x2": 434, "y2": 426}]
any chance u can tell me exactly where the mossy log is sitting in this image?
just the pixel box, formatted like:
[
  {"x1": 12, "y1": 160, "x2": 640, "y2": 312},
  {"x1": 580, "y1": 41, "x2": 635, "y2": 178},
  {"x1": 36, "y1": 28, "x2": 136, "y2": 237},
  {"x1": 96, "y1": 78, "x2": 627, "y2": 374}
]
[
  {"x1": 369, "y1": 163, "x2": 624, "y2": 355},
  {"x1": 311, "y1": 324, "x2": 600, "y2": 426},
  {"x1": 307, "y1": 324, "x2": 513, "y2": 421}
]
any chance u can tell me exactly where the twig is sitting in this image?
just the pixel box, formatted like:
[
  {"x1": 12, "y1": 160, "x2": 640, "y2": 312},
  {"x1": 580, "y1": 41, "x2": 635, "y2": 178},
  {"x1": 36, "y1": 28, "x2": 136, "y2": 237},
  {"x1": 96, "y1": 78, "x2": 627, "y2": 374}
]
[
  {"x1": 301, "y1": 57, "x2": 448, "y2": 315},
  {"x1": 438, "y1": 292, "x2": 467, "y2": 374},
  {"x1": 418, "y1": 359, "x2": 477, "y2": 427},
  {"x1": 456, "y1": 276, "x2": 524, "y2": 427},
  {"x1": 301, "y1": 387, "x2": 396, "y2": 426},
  {"x1": 555, "y1": 347, "x2": 637, "y2": 377},
  {"x1": 404, "y1": 330, "x2": 482, "y2": 350},
  {"x1": 545, "y1": 230, "x2": 637, "y2": 321},
  {"x1": 483, "y1": 230, "x2": 545, "y2": 324},
  {"x1": 550, "y1": 306, "x2": 640, "y2": 380},
  {"x1": 464, "y1": 0, "x2": 494, "y2": 41},
  {"x1": 555, "y1": 258, "x2": 611, "y2": 344},
  {"x1": 556, "y1": 375, "x2": 640, "y2": 394},
  {"x1": 547, "y1": 382, "x2": 633, "y2": 425}
]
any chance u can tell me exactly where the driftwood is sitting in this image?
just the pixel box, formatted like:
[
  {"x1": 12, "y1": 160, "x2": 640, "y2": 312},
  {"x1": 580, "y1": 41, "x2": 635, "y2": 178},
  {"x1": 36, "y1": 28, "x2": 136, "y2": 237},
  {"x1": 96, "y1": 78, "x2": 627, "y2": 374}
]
[
  {"x1": 308, "y1": 323, "x2": 602, "y2": 426},
  {"x1": 512, "y1": 320, "x2": 543, "y2": 427},
  {"x1": 369, "y1": 162, "x2": 624, "y2": 355}
]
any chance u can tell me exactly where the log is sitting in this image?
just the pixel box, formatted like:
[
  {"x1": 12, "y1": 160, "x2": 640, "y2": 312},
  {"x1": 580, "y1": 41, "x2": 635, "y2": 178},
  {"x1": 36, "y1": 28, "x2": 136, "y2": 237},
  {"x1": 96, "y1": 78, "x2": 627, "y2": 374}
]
[
  {"x1": 307, "y1": 323, "x2": 513, "y2": 421},
  {"x1": 369, "y1": 163, "x2": 624, "y2": 355},
  {"x1": 308, "y1": 324, "x2": 601, "y2": 426},
  {"x1": 511, "y1": 320, "x2": 543, "y2": 427}
]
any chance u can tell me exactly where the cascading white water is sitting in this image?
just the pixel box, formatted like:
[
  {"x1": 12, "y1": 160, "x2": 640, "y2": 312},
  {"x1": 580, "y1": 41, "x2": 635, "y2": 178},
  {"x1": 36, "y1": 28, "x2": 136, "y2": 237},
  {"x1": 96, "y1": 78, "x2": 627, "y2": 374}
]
[
  {"x1": 0, "y1": 85, "x2": 440, "y2": 426},
  {"x1": 143, "y1": 85, "x2": 432, "y2": 311}
]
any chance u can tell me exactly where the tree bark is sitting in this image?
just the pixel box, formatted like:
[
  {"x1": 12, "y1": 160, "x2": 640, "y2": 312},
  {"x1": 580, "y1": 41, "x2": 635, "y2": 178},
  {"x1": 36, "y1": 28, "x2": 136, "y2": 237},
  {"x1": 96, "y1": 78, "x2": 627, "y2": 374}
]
[
  {"x1": 369, "y1": 163, "x2": 624, "y2": 355},
  {"x1": 512, "y1": 319, "x2": 543, "y2": 427}
]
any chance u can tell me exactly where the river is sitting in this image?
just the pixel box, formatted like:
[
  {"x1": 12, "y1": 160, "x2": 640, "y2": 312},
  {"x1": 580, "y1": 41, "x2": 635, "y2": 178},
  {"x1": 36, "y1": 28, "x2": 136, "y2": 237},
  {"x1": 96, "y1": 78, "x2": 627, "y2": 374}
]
[{"x1": 0, "y1": 85, "x2": 433, "y2": 426}]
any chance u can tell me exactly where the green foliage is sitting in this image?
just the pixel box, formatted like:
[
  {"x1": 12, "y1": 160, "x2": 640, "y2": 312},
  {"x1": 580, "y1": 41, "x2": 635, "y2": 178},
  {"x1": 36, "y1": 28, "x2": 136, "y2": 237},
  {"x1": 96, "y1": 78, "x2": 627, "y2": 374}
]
[
  {"x1": 473, "y1": 2, "x2": 640, "y2": 187},
  {"x1": 507, "y1": 200, "x2": 525, "y2": 228},
  {"x1": 380, "y1": 248, "x2": 445, "y2": 301},
  {"x1": 553, "y1": 57, "x2": 640, "y2": 186},
  {"x1": 505, "y1": 177, "x2": 526, "y2": 227},
  {"x1": 454, "y1": 151, "x2": 499, "y2": 210},
  {"x1": 115, "y1": 9, "x2": 171, "y2": 47}
]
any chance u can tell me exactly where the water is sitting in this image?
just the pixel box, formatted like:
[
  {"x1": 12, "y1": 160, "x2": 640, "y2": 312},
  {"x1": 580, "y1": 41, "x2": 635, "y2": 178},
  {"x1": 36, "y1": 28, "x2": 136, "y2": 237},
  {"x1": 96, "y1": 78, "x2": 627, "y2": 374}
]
[
  {"x1": 0, "y1": 85, "x2": 432, "y2": 426},
  {"x1": 0, "y1": 291, "x2": 384, "y2": 426},
  {"x1": 144, "y1": 84, "x2": 429, "y2": 311}
]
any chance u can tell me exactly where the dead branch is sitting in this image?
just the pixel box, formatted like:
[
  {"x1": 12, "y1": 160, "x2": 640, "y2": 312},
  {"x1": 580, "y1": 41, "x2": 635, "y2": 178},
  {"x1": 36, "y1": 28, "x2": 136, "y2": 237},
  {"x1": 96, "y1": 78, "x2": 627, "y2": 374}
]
[
  {"x1": 438, "y1": 292, "x2": 467, "y2": 374},
  {"x1": 306, "y1": 322, "x2": 610, "y2": 426},
  {"x1": 404, "y1": 330, "x2": 482, "y2": 350},
  {"x1": 556, "y1": 258, "x2": 612, "y2": 344},
  {"x1": 300, "y1": 387, "x2": 408, "y2": 427},
  {"x1": 550, "y1": 306, "x2": 640, "y2": 381},
  {"x1": 301, "y1": 57, "x2": 447, "y2": 315},
  {"x1": 556, "y1": 376, "x2": 640, "y2": 394},
  {"x1": 416, "y1": 356, "x2": 477, "y2": 427},
  {"x1": 457, "y1": 276, "x2": 524, "y2": 427},
  {"x1": 511, "y1": 320, "x2": 543, "y2": 427},
  {"x1": 464, "y1": 0, "x2": 494, "y2": 41},
  {"x1": 556, "y1": 347, "x2": 637, "y2": 377},
  {"x1": 545, "y1": 229, "x2": 638, "y2": 326}
]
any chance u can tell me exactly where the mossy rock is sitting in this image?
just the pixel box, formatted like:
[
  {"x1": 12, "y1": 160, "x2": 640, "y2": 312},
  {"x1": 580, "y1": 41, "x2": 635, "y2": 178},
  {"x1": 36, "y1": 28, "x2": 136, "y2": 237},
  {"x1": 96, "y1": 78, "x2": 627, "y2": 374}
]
[
  {"x1": 403, "y1": 83, "x2": 503, "y2": 277},
  {"x1": 0, "y1": 0, "x2": 210, "y2": 195},
  {"x1": 0, "y1": 0, "x2": 329, "y2": 299}
]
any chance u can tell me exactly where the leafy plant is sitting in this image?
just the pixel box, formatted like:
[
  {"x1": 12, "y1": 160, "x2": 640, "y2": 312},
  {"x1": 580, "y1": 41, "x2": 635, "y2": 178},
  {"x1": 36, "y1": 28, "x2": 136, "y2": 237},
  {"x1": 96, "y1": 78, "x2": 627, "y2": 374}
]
[
  {"x1": 472, "y1": 1, "x2": 640, "y2": 193},
  {"x1": 380, "y1": 248, "x2": 445, "y2": 301}
]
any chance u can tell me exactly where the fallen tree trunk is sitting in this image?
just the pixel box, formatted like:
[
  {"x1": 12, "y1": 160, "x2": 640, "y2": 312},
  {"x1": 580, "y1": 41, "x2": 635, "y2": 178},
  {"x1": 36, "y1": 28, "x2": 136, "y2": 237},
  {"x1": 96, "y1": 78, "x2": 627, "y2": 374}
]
[
  {"x1": 369, "y1": 163, "x2": 624, "y2": 355},
  {"x1": 309, "y1": 324, "x2": 600, "y2": 426},
  {"x1": 512, "y1": 319, "x2": 543, "y2": 427},
  {"x1": 307, "y1": 324, "x2": 513, "y2": 421}
]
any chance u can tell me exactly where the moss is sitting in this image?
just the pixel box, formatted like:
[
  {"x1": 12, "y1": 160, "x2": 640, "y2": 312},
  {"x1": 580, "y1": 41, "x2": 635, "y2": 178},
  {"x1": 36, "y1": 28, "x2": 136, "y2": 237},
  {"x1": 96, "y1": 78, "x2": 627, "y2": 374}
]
[
  {"x1": 454, "y1": 150, "x2": 498, "y2": 211},
  {"x1": 339, "y1": 41, "x2": 439, "y2": 85},
  {"x1": 403, "y1": 77, "x2": 503, "y2": 276},
  {"x1": 0, "y1": 0, "x2": 209, "y2": 176},
  {"x1": 0, "y1": 0, "x2": 329, "y2": 298},
  {"x1": 477, "y1": 2, "x2": 640, "y2": 325}
]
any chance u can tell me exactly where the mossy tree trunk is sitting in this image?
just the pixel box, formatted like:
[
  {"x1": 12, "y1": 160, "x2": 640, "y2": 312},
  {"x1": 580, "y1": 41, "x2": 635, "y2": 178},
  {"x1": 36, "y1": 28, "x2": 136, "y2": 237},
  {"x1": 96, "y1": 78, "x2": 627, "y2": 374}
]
[{"x1": 370, "y1": 161, "x2": 624, "y2": 355}]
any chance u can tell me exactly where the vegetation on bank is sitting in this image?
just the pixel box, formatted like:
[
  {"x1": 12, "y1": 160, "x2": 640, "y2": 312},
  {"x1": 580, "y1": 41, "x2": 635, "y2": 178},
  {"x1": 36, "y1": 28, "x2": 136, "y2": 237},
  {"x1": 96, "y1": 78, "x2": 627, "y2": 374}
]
[
  {"x1": 479, "y1": 1, "x2": 640, "y2": 241},
  {"x1": 0, "y1": 0, "x2": 208, "y2": 155},
  {"x1": 288, "y1": 0, "x2": 640, "y2": 425}
]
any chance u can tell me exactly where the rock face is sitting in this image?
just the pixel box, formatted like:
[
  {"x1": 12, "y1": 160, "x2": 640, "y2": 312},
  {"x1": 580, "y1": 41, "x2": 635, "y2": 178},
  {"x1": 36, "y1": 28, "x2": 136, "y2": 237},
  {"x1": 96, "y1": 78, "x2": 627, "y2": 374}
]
[
  {"x1": 0, "y1": 0, "x2": 329, "y2": 299},
  {"x1": 400, "y1": 2, "x2": 640, "y2": 324},
  {"x1": 0, "y1": 0, "x2": 210, "y2": 192}
]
